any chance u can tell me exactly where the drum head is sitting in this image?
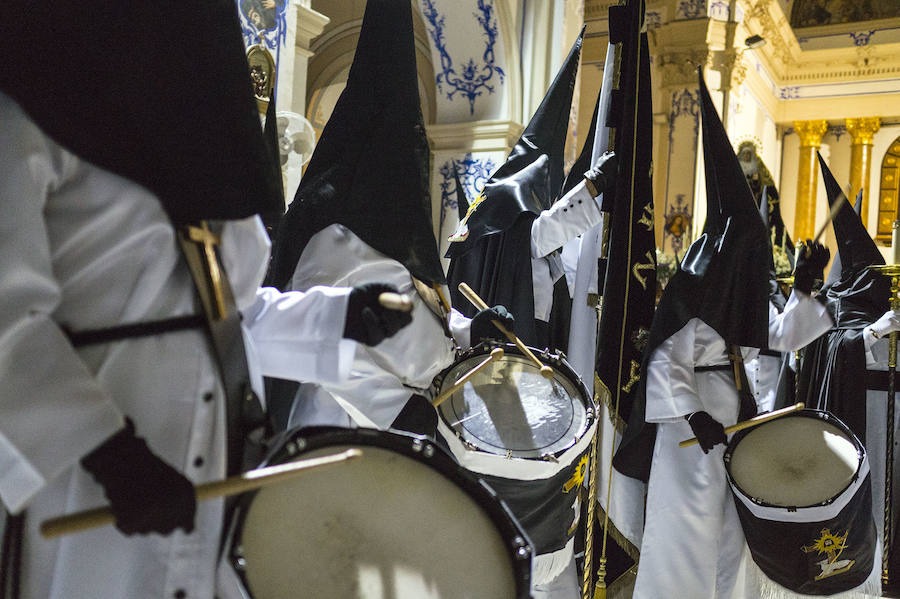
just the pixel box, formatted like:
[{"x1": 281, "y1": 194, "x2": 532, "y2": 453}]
[
  {"x1": 232, "y1": 429, "x2": 531, "y2": 599},
  {"x1": 726, "y1": 412, "x2": 862, "y2": 507},
  {"x1": 436, "y1": 345, "x2": 589, "y2": 459}
]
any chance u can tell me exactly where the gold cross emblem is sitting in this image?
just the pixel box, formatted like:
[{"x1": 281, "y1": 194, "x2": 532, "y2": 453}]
[{"x1": 184, "y1": 222, "x2": 227, "y2": 320}]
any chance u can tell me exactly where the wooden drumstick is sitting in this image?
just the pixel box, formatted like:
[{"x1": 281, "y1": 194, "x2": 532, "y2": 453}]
[
  {"x1": 40, "y1": 448, "x2": 362, "y2": 539},
  {"x1": 795, "y1": 191, "x2": 848, "y2": 260},
  {"x1": 457, "y1": 282, "x2": 554, "y2": 379},
  {"x1": 378, "y1": 292, "x2": 413, "y2": 312},
  {"x1": 431, "y1": 347, "x2": 504, "y2": 408},
  {"x1": 678, "y1": 402, "x2": 805, "y2": 448}
]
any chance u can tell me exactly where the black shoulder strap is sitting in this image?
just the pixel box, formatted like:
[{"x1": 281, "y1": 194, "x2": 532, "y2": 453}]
[
  {"x1": 0, "y1": 510, "x2": 24, "y2": 599},
  {"x1": 728, "y1": 344, "x2": 759, "y2": 421},
  {"x1": 178, "y1": 221, "x2": 267, "y2": 476}
]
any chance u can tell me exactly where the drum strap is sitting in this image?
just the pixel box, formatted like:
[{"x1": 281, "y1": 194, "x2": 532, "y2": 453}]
[
  {"x1": 728, "y1": 345, "x2": 759, "y2": 421},
  {"x1": 0, "y1": 510, "x2": 23, "y2": 599},
  {"x1": 177, "y1": 221, "x2": 268, "y2": 477}
]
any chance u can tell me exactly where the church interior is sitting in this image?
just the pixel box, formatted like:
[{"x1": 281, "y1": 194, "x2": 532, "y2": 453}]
[{"x1": 257, "y1": 0, "x2": 900, "y2": 267}]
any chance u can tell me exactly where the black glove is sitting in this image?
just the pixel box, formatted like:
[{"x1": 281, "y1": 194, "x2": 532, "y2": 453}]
[
  {"x1": 793, "y1": 239, "x2": 830, "y2": 295},
  {"x1": 685, "y1": 411, "x2": 726, "y2": 454},
  {"x1": 81, "y1": 419, "x2": 196, "y2": 536},
  {"x1": 470, "y1": 305, "x2": 514, "y2": 345},
  {"x1": 343, "y1": 283, "x2": 413, "y2": 346},
  {"x1": 583, "y1": 151, "x2": 618, "y2": 198}
]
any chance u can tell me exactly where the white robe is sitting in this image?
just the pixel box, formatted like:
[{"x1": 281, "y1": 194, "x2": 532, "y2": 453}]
[
  {"x1": 0, "y1": 92, "x2": 354, "y2": 599},
  {"x1": 634, "y1": 292, "x2": 833, "y2": 599},
  {"x1": 286, "y1": 224, "x2": 471, "y2": 430}
]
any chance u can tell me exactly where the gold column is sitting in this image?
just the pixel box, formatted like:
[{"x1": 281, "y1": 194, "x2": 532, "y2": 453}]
[
  {"x1": 846, "y1": 117, "x2": 881, "y2": 222},
  {"x1": 793, "y1": 120, "x2": 829, "y2": 240}
]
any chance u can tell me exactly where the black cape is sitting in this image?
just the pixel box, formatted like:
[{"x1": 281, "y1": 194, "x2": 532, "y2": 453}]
[
  {"x1": 446, "y1": 31, "x2": 583, "y2": 347},
  {"x1": 796, "y1": 154, "x2": 888, "y2": 443}
]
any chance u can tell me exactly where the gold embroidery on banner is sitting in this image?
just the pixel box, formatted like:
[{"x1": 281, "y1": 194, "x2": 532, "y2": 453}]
[
  {"x1": 631, "y1": 250, "x2": 655, "y2": 290},
  {"x1": 621, "y1": 360, "x2": 640, "y2": 393},
  {"x1": 637, "y1": 204, "x2": 653, "y2": 231}
]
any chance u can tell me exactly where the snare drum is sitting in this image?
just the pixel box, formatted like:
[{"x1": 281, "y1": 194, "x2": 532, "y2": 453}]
[
  {"x1": 432, "y1": 342, "x2": 596, "y2": 582},
  {"x1": 724, "y1": 409, "x2": 876, "y2": 595},
  {"x1": 225, "y1": 427, "x2": 532, "y2": 599}
]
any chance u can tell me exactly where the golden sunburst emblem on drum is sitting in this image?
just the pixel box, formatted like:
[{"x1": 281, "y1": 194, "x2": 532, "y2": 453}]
[
  {"x1": 563, "y1": 455, "x2": 589, "y2": 494},
  {"x1": 801, "y1": 528, "x2": 855, "y2": 581}
]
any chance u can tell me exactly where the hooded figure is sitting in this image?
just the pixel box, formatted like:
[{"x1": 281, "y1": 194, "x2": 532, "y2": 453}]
[
  {"x1": 795, "y1": 155, "x2": 900, "y2": 588},
  {"x1": 266, "y1": 0, "x2": 509, "y2": 433},
  {"x1": 446, "y1": 29, "x2": 618, "y2": 350},
  {"x1": 614, "y1": 70, "x2": 833, "y2": 599},
  {"x1": 0, "y1": 2, "x2": 401, "y2": 598}
]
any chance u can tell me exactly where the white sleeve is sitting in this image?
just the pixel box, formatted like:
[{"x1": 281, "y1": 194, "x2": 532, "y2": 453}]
[
  {"x1": 530, "y1": 181, "x2": 602, "y2": 259},
  {"x1": 0, "y1": 102, "x2": 124, "y2": 513},
  {"x1": 767, "y1": 291, "x2": 833, "y2": 352},
  {"x1": 448, "y1": 308, "x2": 472, "y2": 350},
  {"x1": 861, "y1": 326, "x2": 888, "y2": 367},
  {"x1": 645, "y1": 320, "x2": 704, "y2": 423},
  {"x1": 243, "y1": 286, "x2": 357, "y2": 385}
]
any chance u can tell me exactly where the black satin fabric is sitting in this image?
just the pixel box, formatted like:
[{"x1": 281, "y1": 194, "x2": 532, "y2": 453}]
[
  {"x1": 0, "y1": 1, "x2": 281, "y2": 226},
  {"x1": 447, "y1": 215, "x2": 540, "y2": 347}
]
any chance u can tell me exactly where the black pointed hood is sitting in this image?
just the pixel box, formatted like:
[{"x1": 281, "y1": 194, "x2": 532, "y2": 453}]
[
  {"x1": 651, "y1": 69, "x2": 770, "y2": 349},
  {"x1": 453, "y1": 166, "x2": 470, "y2": 220},
  {"x1": 446, "y1": 28, "x2": 584, "y2": 258},
  {"x1": 260, "y1": 92, "x2": 286, "y2": 236},
  {"x1": 823, "y1": 188, "x2": 864, "y2": 288},
  {"x1": 818, "y1": 154, "x2": 888, "y2": 327},
  {"x1": 0, "y1": 1, "x2": 282, "y2": 226},
  {"x1": 266, "y1": 0, "x2": 443, "y2": 289}
]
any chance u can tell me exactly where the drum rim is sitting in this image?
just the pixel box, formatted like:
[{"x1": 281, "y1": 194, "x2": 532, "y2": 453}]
[
  {"x1": 226, "y1": 426, "x2": 535, "y2": 599},
  {"x1": 723, "y1": 409, "x2": 866, "y2": 511},
  {"x1": 432, "y1": 341, "x2": 596, "y2": 460}
]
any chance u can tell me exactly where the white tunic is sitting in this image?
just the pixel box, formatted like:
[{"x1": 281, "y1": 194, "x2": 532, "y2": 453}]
[
  {"x1": 0, "y1": 93, "x2": 354, "y2": 599},
  {"x1": 634, "y1": 292, "x2": 832, "y2": 599},
  {"x1": 287, "y1": 224, "x2": 472, "y2": 430},
  {"x1": 743, "y1": 301, "x2": 789, "y2": 413}
]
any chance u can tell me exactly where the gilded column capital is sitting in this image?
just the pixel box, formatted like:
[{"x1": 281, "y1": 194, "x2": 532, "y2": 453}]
[
  {"x1": 793, "y1": 120, "x2": 828, "y2": 147},
  {"x1": 845, "y1": 117, "x2": 881, "y2": 145}
]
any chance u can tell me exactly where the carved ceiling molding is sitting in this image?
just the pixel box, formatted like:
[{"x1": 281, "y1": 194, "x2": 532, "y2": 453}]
[
  {"x1": 656, "y1": 48, "x2": 710, "y2": 87},
  {"x1": 739, "y1": 0, "x2": 796, "y2": 71}
]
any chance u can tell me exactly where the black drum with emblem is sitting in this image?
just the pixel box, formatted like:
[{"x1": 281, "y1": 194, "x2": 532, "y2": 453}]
[
  {"x1": 226, "y1": 427, "x2": 534, "y2": 599},
  {"x1": 724, "y1": 409, "x2": 876, "y2": 594},
  {"x1": 432, "y1": 342, "x2": 596, "y2": 584}
]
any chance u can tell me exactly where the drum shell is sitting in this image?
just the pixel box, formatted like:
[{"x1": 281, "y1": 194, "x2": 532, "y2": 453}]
[
  {"x1": 733, "y1": 474, "x2": 876, "y2": 595},
  {"x1": 433, "y1": 342, "x2": 596, "y2": 559},
  {"x1": 724, "y1": 410, "x2": 876, "y2": 595},
  {"x1": 226, "y1": 426, "x2": 534, "y2": 599}
]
